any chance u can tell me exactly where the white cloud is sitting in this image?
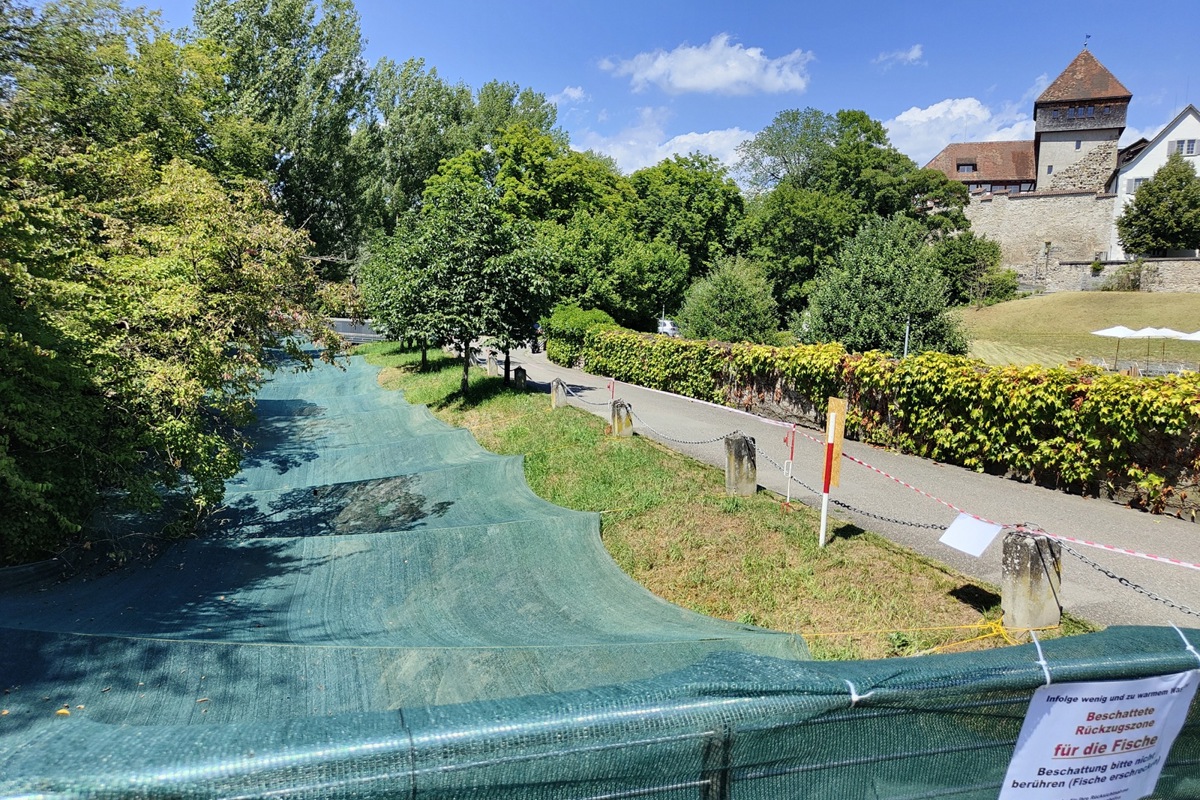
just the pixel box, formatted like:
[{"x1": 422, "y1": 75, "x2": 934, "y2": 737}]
[
  {"x1": 550, "y1": 85, "x2": 587, "y2": 105},
  {"x1": 886, "y1": 96, "x2": 1034, "y2": 166},
  {"x1": 576, "y1": 107, "x2": 750, "y2": 173},
  {"x1": 873, "y1": 44, "x2": 924, "y2": 69},
  {"x1": 602, "y1": 34, "x2": 814, "y2": 95}
]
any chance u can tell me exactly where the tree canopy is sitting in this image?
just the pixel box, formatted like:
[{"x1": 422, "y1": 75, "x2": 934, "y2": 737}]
[
  {"x1": 676, "y1": 257, "x2": 780, "y2": 344},
  {"x1": 799, "y1": 215, "x2": 968, "y2": 356},
  {"x1": 1, "y1": 0, "x2": 337, "y2": 563},
  {"x1": 1116, "y1": 153, "x2": 1200, "y2": 257}
]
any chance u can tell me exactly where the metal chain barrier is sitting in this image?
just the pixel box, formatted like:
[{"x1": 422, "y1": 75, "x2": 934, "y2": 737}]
[
  {"x1": 560, "y1": 374, "x2": 1200, "y2": 615},
  {"x1": 628, "y1": 410, "x2": 740, "y2": 446},
  {"x1": 562, "y1": 384, "x2": 615, "y2": 407},
  {"x1": 1060, "y1": 542, "x2": 1200, "y2": 619},
  {"x1": 754, "y1": 445, "x2": 822, "y2": 497},
  {"x1": 755, "y1": 444, "x2": 944, "y2": 529},
  {"x1": 829, "y1": 498, "x2": 947, "y2": 531}
]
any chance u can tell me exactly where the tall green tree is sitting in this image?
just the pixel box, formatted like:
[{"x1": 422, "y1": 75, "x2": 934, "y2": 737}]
[
  {"x1": 538, "y1": 212, "x2": 688, "y2": 329},
  {"x1": 740, "y1": 183, "x2": 859, "y2": 319},
  {"x1": 676, "y1": 257, "x2": 780, "y2": 344},
  {"x1": 800, "y1": 215, "x2": 967, "y2": 355},
  {"x1": 628, "y1": 153, "x2": 744, "y2": 280},
  {"x1": 1117, "y1": 153, "x2": 1200, "y2": 256},
  {"x1": 353, "y1": 57, "x2": 473, "y2": 234},
  {"x1": 364, "y1": 151, "x2": 553, "y2": 395},
  {"x1": 929, "y1": 232, "x2": 1015, "y2": 307},
  {"x1": 735, "y1": 107, "x2": 836, "y2": 193},
  {"x1": 195, "y1": 0, "x2": 369, "y2": 265},
  {"x1": 468, "y1": 79, "x2": 562, "y2": 148},
  {"x1": 1, "y1": 0, "x2": 335, "y2": 563}
]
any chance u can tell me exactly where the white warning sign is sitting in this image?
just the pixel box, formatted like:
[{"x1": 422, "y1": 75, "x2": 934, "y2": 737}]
[{"x1": 1000, "y1": 671, "x2": 1198, "y2": 800}]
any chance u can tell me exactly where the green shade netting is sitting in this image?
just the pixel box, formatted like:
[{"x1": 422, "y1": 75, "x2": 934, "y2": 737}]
[{"x1": 1, "y1": 353, "x2": 1198, "y2": 798}]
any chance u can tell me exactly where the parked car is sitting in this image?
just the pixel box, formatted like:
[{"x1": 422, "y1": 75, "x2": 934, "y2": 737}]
[{"x1": 656, "y1": 318, "x2": 680, "y2": 337}]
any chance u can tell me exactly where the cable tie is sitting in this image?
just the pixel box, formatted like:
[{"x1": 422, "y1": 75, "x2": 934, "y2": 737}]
[
  {"x1": 844, "y1": 679, "x2": 875, "y2": 708},
  {"x1": 1030, "y1": 630, "x2": 1052, "y2": 686},
  {"x1": 1169, "y1": 622, "x2": 1200, "y2": 666}
]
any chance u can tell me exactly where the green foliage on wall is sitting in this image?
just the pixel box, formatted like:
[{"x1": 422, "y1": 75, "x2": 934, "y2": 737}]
[{"x1": 568, "y1": 329, "x2": 1200, "y2": 515}]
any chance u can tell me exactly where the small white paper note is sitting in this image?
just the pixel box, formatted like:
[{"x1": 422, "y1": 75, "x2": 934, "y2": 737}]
[{"x1": 939, "y1": 512, "x2": 1003, "y2": 557}]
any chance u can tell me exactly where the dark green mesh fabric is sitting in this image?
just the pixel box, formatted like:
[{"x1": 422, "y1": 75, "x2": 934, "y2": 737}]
[{"x1": 1, "y1": 354, "x2": 1197, "y2": 798}]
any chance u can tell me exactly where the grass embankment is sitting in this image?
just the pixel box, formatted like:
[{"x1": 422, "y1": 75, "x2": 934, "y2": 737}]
[
  {"x1": 962, "y1": 292, "x2": 1200, "y2": 367},
  {"x1": 357, "y1": 342, "x2": 1095, "y2": 660}
]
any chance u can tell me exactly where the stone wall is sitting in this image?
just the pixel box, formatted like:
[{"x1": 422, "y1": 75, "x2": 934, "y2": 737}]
[
  {"x1": 965, "y1": 191, "x2": 1116, "y2": 281},
  {"x1": 1039, "y1": 138, "x2": 1118, "y2": 192},
  {"x1": 1049, "y1": 258, "x2": 1200, "y2": 292}
]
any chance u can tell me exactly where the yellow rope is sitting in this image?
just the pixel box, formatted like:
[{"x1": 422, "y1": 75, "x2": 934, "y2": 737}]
[{"x1": 799, "y1": 618, "x2": 1060, "y2": 653}]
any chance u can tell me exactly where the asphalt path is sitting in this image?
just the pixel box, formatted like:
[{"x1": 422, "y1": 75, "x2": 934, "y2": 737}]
[{"x1": 506, "y1": 348, "x2": 1200, "y2": 630}]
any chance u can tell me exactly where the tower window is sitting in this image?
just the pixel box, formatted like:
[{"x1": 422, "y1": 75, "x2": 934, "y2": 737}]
[
  {"x1": 1047, "y1": 165, "x2": 1054, "y2": 174},
  {"x1": 1075, "y1": 140, "x2": 1082, "y2": 150}
]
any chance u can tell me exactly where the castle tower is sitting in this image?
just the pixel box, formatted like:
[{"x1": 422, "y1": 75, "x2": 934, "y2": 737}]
[{"x1": 1033, "y1": 49, "x2": 1130, "y2": 192}]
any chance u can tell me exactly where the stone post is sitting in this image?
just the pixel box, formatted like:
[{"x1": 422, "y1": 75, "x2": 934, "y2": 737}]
[
  {"x1": 1001, "y1": 532, "x2": 1062, "y2": 630},
  {"x1": 550, "y1": 378, "x2": 568, "y2": 409},
  {"x1": 724, "y1": 434, "x2": 757, "y2": 497},
  {"x1": 610, "y1": 399, "x2": 633, "y2": 437},
  {"x1": 513, "y1": 366, "x2": 527, "y2": 390},
  {"x1": 486, "y1": 352, "x2": 500, "y2": 377}
]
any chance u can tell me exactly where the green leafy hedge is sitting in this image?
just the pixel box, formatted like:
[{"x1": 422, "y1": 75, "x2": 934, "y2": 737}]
[
  {"x1": 542, "y1": 304, "x2": 617, "y2": 367},
  {"x1": 570, "y1": 329, "x2": 1200, "y2": 516}
]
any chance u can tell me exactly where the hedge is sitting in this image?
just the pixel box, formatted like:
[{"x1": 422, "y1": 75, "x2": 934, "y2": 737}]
[{"x1": 571, "y1": 328, "x2": 1200, "y2": 516}]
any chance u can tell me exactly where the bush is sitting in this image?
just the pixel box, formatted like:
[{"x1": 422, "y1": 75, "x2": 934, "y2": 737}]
[
  {"x1": 543, "y1": 303, "x2": 617, "y2": 366},
  {"x1": 1101, "y1": 260, "x2": 1156, "y2": 292}
]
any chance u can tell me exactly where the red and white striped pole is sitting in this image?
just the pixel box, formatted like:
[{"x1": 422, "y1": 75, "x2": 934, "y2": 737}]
[
  {"x1": 819, "y1": 413, "x2": 836, "y2": 548},
  {"x1": 819, "y1": 398, "x2": 847, "y2": 548}
]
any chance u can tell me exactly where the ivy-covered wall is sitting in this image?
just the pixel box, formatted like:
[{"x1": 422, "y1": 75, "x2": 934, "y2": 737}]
[{"x1": 576, "y1": 329, "x2": 1200, "y2": 517}]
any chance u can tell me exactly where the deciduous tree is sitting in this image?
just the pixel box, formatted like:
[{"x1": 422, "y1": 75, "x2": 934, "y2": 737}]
[
  {"x1": 676, "y1": 257, "x2": 780, "y2": 344},
  {"x1": 1117, "y1": 153, "x2": 1200, "y2": 256},
  {"x1": 800, "y1": 215, "x2": 967, "y2": 355}
]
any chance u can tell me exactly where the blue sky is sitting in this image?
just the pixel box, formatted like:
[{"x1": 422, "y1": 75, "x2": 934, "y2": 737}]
[{"x1": 146, "y1": 0, "x2": 1200, "y2": 174}]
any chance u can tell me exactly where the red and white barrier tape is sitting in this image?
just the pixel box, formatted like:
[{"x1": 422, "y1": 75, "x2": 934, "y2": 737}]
[
  {"x1": 841, "y1": 452, "x2": 1200, "y2": 572},
  {"x1": 590, "y1": 375, "x2": 1200, "y2": 574},
  {"x1": 1023, "y1": 529, "x2": 1200, "y2": 572}
]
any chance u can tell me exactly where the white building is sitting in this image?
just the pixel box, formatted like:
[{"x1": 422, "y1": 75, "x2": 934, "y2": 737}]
[{"x1": 1109, "y1": 104, "x2": 1200, "y2": 260}]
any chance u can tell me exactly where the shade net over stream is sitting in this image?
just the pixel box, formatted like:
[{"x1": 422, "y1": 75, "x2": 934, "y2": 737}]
[{"x1": 2, "y1": 353, "x2": 1199, "y2": 798}]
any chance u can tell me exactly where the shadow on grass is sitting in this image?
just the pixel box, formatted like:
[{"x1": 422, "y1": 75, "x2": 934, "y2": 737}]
[
  {"x1": 949, "y1": 583, "x2": 1001, "y2": 614},
  {"x1": 831, "y1": 521, "x2": 867, "y2": 540}
]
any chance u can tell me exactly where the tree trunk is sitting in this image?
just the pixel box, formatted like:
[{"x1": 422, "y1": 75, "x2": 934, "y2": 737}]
[
  {"x1": 503, "y1": 349, "x2": 510, "y2": 384},
  {"x1": 461, "y1": 346, "x2": 470, "y2": 397},
  {"x1": 420, "y1": 339, "x2": 428, "y2": 371}
]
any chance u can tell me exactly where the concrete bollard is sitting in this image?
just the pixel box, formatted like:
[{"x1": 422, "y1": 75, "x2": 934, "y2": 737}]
[
  {"x1": 486, "y1": 352, "x2": 500, "y2": 377},
  {"x1": 513, "y1": 366, "x2": 527, "y2": 390},
  {"x1": 1001, "y1": 532, "x2": 1062, "y2": 630},
  {"x1": 724, "y1": 434, "x2": 757, "y2": 497},
  {"x1": 610, "y1": 400, "x2": 633, "y2": 437},
  {"x1": 550, "y1": 378, "x2": 568, "y2": 408}
]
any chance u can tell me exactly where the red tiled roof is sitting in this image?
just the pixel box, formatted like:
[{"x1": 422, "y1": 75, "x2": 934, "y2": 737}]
[
  {"x1": 923, "y1": 141, "x2": 1036, "y2": 183},
  {"x1": 1036, "y1": 49, "x2": 1131, "y2": 105}
]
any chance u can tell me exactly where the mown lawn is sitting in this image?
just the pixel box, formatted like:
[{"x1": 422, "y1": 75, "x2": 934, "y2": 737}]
[
  {"x1": 961, "y1": 292, "x2": 1200, "y2": 367},
  {"x1": 357, "y1": 342, "x2": 1096, "y2": 660}
]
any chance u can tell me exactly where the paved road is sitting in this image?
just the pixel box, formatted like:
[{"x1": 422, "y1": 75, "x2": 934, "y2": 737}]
[{"x1": 506, "y1": 349, "x2": 1200, "y2": 629}]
